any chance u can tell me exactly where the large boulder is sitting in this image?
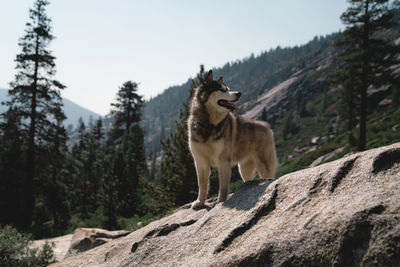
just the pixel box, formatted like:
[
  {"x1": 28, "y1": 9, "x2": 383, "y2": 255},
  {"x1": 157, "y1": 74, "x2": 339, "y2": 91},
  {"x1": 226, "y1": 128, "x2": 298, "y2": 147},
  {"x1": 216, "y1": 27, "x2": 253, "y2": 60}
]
[
  {"x1": 32, "y1": 228, "x2": 131, "y2": 263},
  {"x1": 52, "y1": 142, "x2": 400, "y2": 266},
  {"x1": 66, "y1": 228, "x2": 131, "y2": 257}
]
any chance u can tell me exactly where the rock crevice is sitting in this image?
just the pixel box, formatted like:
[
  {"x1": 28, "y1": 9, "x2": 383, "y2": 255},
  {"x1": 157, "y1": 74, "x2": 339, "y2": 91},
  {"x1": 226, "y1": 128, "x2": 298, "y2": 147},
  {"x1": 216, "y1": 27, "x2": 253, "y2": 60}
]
[
  {"x1": 214, "y1": 185, "x2": 278, "y2": 254},
  {"x1": 329, "y1": 156, "x2": 358, "y2": 193}
]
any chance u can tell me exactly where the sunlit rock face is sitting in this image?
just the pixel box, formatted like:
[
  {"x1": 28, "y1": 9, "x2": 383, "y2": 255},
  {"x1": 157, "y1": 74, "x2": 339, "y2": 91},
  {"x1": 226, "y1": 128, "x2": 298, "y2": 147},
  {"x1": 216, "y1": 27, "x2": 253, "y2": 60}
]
[{"x1": 52, "y1": 143, "x2": 400, "y2": 267}]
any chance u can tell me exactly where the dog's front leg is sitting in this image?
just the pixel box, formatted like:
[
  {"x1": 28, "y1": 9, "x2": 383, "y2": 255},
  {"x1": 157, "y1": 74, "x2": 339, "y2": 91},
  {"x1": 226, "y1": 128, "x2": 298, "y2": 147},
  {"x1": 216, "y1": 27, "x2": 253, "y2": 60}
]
[
  {"x1": 217, "y1": 162, "x2": 231, "y2": 202},
  {"x1": 192, "y1": 157, "x2": 210, "y2": 209}
]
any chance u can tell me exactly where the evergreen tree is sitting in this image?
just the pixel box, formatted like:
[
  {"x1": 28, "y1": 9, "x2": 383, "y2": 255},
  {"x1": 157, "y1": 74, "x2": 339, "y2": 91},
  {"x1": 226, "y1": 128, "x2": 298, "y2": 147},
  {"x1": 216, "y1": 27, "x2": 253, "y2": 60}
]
[
  {"x1": 107, "y1": 81, "x2": 146, "y2": 217},
  {"x1": 260, "y1": 108, "x2": 268, "y2": 122},
  {"x1": 330, "y1": 63, "x2": 361, "y2": 133},
  {"x1": 3, "y1": 0, "x2": 66, "y2": 227},
  {"x1": 92, "y1": 118, "x2": 104, "y2": 142},
  {"x1": 337, "y1": 0, "x2": 399, "y2": 150},
  {"x1": 70, "y1": 119, "x2": 105, "y2": 218},
  {"x1": 282, "y1": 110, "x2": 300, "y2": 141},
  {"x1": 38, "y1": 115, "x2": 70, "y2": 229},
  {"x1": 0, "y1": 109, "x2": 26, "y2": 226},
  {"x1": 101, "y1": 163, "x2": 118, "y2": 229},
  {"x1": 110, "y1": 135, "x2": 139, "y2": 217},
  {"x1": 110, "y1": 81, "x2": 143, "y2": 143},
  {"x1": 161, "y1": 65, "x2": 206, "y2": 206},
  {"x1": 77, "y1": 120, "x2": 86, "y2": 151},
  {"x1": 81, "y1": 127, "x2": 104, "y2": 216}
]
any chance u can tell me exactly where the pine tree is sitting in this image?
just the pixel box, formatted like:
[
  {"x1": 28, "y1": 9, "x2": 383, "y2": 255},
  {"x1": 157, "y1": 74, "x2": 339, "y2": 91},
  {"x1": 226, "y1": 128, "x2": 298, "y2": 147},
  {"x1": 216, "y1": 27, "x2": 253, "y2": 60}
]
[
  {"x1": 77, "y1": 119, "x2": 86, "y2": 151},
  {"x1": 107, "y1": 81, "x2": 146, "y2": 217},
  {"x1": 82, "y1": 127, "x2": 104, "y2": 215},
  {"x1": 111, "y1": 135, "x2": 139, "y2": 217},
  {"x1": 260, "y1": 108, "x2": 268, "y2": 122},
  {"x1": 337, "y1": 0, "x2": 399, "y2": 150},
  {"x1": 110, "y1": 81, "x2": 143, "y2": 143},
  {"x1": 39, "y1": 115, "x2": 70, "y2": 229},
  {"x1": 101, "y1": 164, "x2": 118, "y2": 229},
  {"x1": 93, "y1": 118, "x2": 104, "y2": 142},
  {"x1": 161, "y1": 65, "x2": 206, "y2": 206},
  {"x1": 330, "y1": 63, "x2": 361, "y2": 133},
  {"x1": 0, "y1": 109, "x2": 26, "y2": 225},
  {"x1": 70, "y1": 119, "x2": 106, "y2": 218},
  {"x1": 4, "y1": 0, "x2": 66, "y2": 227}
]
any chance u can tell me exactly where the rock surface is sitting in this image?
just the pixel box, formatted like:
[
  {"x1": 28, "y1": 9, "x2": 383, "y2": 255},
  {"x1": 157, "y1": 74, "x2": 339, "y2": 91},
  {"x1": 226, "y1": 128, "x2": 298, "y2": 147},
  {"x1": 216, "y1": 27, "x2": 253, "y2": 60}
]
[
  {"x1": 31, "y1": 234, "x2": 73, "y2": 262},
  {"x1": 67, "y1": 228, "x2": 131, "y2": 257},
  {"x1": 52, "y1": 143, "x2": 400, "y2": 267},
  {"x1": 309, "y1": 146, "x2": 345, "y2": 167}
]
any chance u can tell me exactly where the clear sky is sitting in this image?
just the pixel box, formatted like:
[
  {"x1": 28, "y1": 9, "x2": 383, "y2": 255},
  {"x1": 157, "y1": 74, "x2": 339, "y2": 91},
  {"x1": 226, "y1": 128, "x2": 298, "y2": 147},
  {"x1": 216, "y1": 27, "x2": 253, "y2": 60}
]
[{"x1": 0, "y1": 0, "x2": 348, "y2": 115}]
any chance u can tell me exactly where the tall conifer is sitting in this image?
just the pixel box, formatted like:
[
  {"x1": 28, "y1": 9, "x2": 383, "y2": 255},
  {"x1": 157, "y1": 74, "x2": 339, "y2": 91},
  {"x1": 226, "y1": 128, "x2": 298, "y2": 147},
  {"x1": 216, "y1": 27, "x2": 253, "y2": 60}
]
[
  {"x1": 337, "y1": 0, "x2": 399, "y2": 150},
  {"x1": 4, "y1": 0, "x2": 66, "y2": 226},
  {"x1": 108, "y1": 81, "x2": 146, "y2": 217}
]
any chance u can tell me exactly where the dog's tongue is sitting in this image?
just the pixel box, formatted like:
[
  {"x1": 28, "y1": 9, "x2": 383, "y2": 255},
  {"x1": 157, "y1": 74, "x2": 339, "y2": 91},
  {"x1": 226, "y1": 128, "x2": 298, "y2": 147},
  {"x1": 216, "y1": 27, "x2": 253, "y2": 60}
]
[
  {"x1": 222, "y1": 100, "x2": 238, "y2": 111},
  {"x1": 219, "y1": 100, "x2": 239, "y2": 111},
  {"x1": 230, "y1": 103, "x2": 239, "y2": 111}
]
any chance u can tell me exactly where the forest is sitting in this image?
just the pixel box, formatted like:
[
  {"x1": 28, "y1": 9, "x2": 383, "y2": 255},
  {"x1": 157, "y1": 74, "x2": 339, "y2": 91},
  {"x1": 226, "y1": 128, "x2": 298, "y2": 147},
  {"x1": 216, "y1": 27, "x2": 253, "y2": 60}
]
[{"x1": 1, "y1": 0, "x2": 400, "y2": 265}]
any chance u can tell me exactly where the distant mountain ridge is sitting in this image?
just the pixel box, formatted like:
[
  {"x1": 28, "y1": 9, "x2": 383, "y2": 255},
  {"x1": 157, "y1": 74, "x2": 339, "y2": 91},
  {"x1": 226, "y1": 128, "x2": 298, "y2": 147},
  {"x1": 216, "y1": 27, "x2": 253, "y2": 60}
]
[{"x1": 0, "y1": 88, "x2": 101, "y2": 128}]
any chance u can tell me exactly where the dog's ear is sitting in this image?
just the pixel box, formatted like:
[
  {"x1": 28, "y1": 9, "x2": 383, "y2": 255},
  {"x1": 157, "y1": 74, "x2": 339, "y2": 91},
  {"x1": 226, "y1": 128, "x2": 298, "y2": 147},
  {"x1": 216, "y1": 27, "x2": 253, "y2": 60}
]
[
  {"x1": 218, "y1": 76, "x2": 223, "y2": 83},
  {"x1": 205, "y1": 70, "x2": 213, "y2": 83}
]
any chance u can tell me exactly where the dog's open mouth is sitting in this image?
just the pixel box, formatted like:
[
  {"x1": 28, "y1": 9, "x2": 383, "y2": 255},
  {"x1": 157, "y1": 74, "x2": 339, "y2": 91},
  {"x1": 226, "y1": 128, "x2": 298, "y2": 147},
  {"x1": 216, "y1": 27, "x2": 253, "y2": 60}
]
[{"x1": 217, "y1": 100, "x2": 238, "y2": 111}]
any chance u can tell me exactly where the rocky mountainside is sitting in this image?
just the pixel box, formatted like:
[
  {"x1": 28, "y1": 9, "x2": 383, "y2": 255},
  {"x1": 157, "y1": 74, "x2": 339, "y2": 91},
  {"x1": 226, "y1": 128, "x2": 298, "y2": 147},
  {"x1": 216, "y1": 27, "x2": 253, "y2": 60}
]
[
  {"x1": 51, "y1": 142, "x2": 400, "y2": 266},
  {"x1": 143, "y1": 31, "x2": 399, "y2": 169},
  {"x1": 142, "y1": 34, "x2": 339, "y2": 156}
]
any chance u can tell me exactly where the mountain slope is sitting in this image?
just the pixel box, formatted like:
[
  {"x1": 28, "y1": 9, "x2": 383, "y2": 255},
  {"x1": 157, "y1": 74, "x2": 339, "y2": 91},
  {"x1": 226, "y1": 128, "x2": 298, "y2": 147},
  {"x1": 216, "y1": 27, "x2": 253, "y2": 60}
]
[
  {"x1": 0, "y1": 89, "x2": 101, "y2": 128},
  {"x1": 61, "y1": 98, "x2": 102, "y2": 128},
  {"x1": 142, "y1": 33, "x2": 339, "y2": 158},
  {"x1": 142, "y1": 29, "x2": 399, "y2": 169}
]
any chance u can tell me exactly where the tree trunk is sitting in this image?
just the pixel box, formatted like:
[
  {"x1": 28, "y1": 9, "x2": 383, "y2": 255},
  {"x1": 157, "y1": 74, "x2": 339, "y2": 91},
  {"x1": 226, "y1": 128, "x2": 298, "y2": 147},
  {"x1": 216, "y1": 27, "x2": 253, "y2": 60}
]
[
  {"x1": 24, "y1": 4, "x2": 42, "y2": 227},
  {"x1": 348, "y1": 86, "x2": 354, "y2": 131},
  {"x1": 358, "y1": 0, "x2": 370, "y2": 151}
]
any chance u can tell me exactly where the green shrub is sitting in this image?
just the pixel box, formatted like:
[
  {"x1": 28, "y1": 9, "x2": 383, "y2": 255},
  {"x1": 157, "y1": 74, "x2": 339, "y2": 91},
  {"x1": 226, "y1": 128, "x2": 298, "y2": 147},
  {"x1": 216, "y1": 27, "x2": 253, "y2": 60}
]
[{"x1": 0, "y1": 225, "x2": 54, "y2": 267}]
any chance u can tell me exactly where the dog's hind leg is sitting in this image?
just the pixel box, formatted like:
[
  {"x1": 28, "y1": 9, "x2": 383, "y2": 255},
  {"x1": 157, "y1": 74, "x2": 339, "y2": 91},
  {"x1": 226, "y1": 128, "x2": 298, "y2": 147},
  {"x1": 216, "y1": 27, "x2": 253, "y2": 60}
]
[
  {"x1": 238, "y1": 159, "x2": 255, "y2": 182},
  {"x1": 256, "y1": 163, "x2": 274, "y2": 180},
  {"x1": 217, "y1": 162, "x2": 231, "y2": 202},
  {"x1": 256, "y1": 147, "x2": 277, "y2": 180},
  {"x1": 192, "y1": 157, "x2": 211, "y2": 209}
]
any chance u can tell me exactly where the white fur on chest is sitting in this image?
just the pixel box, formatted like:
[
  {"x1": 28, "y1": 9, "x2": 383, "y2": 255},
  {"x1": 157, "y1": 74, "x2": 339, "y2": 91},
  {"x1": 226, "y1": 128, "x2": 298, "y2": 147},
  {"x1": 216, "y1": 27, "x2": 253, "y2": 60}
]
[{"x1": 190, "y1": 138, "x2": 226, "y2": 166}]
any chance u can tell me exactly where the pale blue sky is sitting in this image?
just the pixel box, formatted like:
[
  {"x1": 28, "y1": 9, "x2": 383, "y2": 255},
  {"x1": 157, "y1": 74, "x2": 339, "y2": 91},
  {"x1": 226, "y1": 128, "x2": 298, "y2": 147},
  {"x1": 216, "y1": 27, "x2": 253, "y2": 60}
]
[{"x1": 0, "y1": 0, "x2": 348, "y2": 115}]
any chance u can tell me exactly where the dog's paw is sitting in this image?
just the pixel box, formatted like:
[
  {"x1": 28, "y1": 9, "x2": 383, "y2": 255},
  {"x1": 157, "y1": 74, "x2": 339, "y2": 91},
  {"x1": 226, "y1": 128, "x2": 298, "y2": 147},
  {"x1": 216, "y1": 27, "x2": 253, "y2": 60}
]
[
  {"x1": 217, "y1": 197, "x2": 227, "y2": 202},
  {"x1": 217, "y1": 194, "x2": 228, "y2": 202},
  {"x1": 191, "y1": 200, "x2": 205, "y2": 210}
]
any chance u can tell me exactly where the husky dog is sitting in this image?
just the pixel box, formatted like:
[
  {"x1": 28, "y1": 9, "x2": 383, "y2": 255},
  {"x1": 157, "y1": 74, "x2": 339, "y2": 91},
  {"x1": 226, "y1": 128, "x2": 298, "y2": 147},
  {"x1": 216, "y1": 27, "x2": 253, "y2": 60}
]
[{"x1": 188, "y1": 70, "x2": 277, "y2": 209}]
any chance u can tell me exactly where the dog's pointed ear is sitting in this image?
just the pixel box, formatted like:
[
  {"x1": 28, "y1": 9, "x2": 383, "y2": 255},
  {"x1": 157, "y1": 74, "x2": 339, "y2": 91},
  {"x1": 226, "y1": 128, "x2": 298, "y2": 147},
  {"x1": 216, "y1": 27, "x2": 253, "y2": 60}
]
[
  {"x1": 205, "y1": 70, "x2": 213, "y2": 83},
  {"x1": 218, "y1": 76, "x2": 223, "y2": 83}
]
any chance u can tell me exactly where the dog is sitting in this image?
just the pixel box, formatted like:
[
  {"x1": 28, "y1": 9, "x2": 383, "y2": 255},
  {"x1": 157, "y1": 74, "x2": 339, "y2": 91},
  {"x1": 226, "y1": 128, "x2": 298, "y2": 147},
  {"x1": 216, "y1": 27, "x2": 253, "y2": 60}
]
[{"x1": 188, "y1": 70, "x2": 278, "y2": 209}]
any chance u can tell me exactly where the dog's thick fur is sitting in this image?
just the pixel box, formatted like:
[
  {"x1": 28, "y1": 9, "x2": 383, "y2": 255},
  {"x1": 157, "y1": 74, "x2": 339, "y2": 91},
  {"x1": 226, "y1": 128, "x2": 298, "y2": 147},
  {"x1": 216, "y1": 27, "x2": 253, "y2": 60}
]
[{"x1": 188, "y1": 70, "x2": 277, "y2": 209}]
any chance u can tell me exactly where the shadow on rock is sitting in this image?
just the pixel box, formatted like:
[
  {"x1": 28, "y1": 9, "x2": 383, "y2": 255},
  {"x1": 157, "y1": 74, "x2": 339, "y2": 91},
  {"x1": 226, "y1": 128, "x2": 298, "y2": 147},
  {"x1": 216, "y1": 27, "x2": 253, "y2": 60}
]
[{"x1": 223, "y1": 179, "x2": 273, "y2": 211}]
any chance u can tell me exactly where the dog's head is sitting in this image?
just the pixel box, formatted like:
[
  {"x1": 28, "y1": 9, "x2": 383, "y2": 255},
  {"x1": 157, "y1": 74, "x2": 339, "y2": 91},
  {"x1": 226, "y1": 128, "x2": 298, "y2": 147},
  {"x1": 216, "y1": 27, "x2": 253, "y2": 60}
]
[{"x1": 196, "y1": 70, "x2": 241, "y2": 114}]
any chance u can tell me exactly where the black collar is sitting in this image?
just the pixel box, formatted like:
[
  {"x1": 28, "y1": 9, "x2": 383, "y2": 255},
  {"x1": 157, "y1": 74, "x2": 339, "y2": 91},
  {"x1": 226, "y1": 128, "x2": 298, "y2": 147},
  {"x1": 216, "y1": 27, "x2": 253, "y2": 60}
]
[{"x1": 192, "y1": 116, "x2": 226, "y2": 132}]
